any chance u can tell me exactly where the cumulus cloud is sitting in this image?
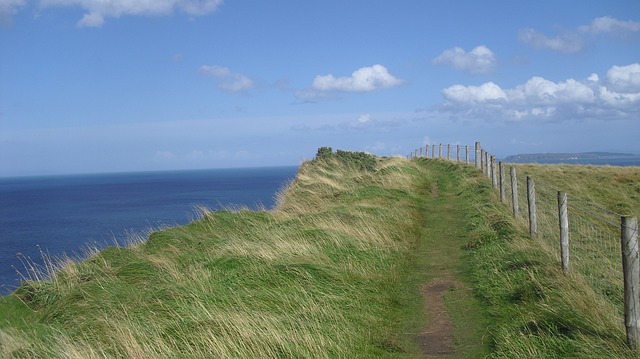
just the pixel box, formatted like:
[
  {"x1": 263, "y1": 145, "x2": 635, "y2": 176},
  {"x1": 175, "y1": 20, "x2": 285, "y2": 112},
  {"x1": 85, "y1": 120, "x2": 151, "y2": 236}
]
[
  {"x1": 518, "y1": 28, "x2": 584, "y2": 53},
  {"x1": 439, "y1": 63, "x2": 640, "y2": 122},
  {"x1": 606, "y1": 63, "x2": 640, "y2": 93},
  {"x1": 579, "y1": 16, "x2": 640, "y2": 34},
  {"x1": 311, "y1": 64, "x2": 403, "y2": 92},
  {"x1": 199, "y1": 65, "x2": 255, "y2": 93},
  {"x1": 40, "y1": 0, "x2": 223, "y2": 27},
  {"x1": 442, "y1": 82, "x2": 506, "y2": 103},
  {"x1": 432, "y1": 45, "x2": 497, "y2": 74},
  {"x1": 295, "y1": 64, "x2": 403, "y2": 102}
]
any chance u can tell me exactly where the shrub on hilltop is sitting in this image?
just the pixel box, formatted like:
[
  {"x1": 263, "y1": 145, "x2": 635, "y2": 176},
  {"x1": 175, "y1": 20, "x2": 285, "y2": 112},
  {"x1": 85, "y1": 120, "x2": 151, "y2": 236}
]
[{"x1": 314, "y1": 147, "x2": 376, "y2": 171}]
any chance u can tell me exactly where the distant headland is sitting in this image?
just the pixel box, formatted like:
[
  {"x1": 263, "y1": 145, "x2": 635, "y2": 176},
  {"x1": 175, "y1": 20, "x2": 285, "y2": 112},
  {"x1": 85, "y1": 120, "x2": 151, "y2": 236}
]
[{"x1": 503, "y1": 152, "x2": 640, "y2": 166}]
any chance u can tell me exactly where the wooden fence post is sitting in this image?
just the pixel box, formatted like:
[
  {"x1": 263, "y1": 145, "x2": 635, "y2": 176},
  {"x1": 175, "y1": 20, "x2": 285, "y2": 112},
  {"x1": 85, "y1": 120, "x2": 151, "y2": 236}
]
[
  {"x1": 510, "y1": 167, "x2": 519, "y2": 218},
  {"x1": 426, "y1": 145, "x2": 430, "y2": 158},
  {"x1": 622, "y1": 216, "x2": 640, "y2": 351},
  {"x1": 465, "y1": 145, "x2": 469, "y2": 165},
  {"x1": 456, "y1": 145, "x2": 460, "y2": 162},
  {"x1": 475, "y1": 142, "x2": 481, "y2": 169},
  {"x1": 558, "y1": 191, "x2": 570, "y2": 274},
  {"x1": 447, "y1": 144, "x2": 451, "y2": 160},
  {"x1": 527, "y1": 176, "x2": 537, "y2": 239},
  {"x1": 485, "y1": 152, "x2": 490, "y2": 179},
  {"x1": 481, "y1": 150, "x2": 486, "y2": 175},
  {"x1": 499, "y1": 162, "x2": 505, "y2": 203},
  {"x1": 491, "y1": 156, "x2": 497, "y2": 189}
]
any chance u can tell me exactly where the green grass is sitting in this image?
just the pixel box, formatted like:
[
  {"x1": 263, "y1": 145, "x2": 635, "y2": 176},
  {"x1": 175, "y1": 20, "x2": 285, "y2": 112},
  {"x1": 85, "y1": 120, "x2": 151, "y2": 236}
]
[
  {"x1": 0, "y1": 154, "x2": 637, "y2": 358},
  {"x1": 512, "y1": 164, "x2": 640, "y2": 216},
  {"x1": 465, "y1": 162, "x2": 638, "y2": 358},
  {"x1": 0, "y1": 155, "x2": 435, "y2": 358}
]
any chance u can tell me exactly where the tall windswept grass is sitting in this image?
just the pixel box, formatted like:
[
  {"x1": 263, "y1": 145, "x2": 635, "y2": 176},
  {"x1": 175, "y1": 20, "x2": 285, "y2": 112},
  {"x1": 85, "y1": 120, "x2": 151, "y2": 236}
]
[
  {"x1": 460, "y1": 161, "x2": 638, "y2": 358},
  {"x1": 0, "y1": 154, "x2": 431, "y2": 358},
  {"x1": 2, "y1": 154, "x2": 635, "y2": 357}
]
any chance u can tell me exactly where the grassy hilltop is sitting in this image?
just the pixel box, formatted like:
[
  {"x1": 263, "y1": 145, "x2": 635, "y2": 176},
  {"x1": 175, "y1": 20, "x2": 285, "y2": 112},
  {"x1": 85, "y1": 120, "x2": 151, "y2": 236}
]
[{"x1": 0, "y1": 152, "x2": 638, "y2": 358}]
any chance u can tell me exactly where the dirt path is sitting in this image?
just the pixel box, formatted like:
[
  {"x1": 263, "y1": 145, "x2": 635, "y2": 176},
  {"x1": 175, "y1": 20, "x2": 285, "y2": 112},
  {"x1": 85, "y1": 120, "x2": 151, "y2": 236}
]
[
  {"x1": 418, "y1": 280, "x2": 457, "y2": 355},
  {"x1": 413, "y1": 166, "x2": 490, "y2": 358}
]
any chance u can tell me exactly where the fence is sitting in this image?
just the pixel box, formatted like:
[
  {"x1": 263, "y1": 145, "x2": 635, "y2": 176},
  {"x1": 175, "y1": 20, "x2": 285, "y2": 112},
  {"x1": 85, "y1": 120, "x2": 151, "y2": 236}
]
[{"x1": 407, "y1": 142, "x2": 640, "y2": 352}]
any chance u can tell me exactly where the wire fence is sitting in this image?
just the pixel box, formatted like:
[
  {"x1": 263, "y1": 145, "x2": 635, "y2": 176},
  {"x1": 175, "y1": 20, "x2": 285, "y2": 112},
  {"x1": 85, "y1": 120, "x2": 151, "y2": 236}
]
[
  {"x1": 532, "y1": 179, "x2": 626, "y2": 323},
  {"x1": 528, "y1": 179, "x2": 562, "y2": 261},
  {"x1": 568, "y1": 193, "x2": 624, "y2": 308},
  {"x1": 407, "y1": 141, "x2": 640, "y2": 351}
]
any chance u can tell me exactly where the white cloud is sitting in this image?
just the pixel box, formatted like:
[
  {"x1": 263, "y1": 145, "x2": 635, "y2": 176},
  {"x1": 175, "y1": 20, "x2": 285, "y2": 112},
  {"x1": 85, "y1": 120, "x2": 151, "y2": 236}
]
[
  {"x1": 0, "y1": 0, "x2": 26, "y2": 25},
  {"x1": 432, "y1": 45, "x2": 497, "y2": 74},
  {"x1": 440, "y1": 63, "x2": 640, "y2": 122},
  {"x1": 508, "y1": 77, "x2": 595, "y2": 104},
  {"x1": 155, "y1": 150, "x2": 177, "y2": 161},
  {"x1": 442, "y1": 82, "x2": 506, "y2": 103},
  {"x1": 606, "y1": 63, "x2": 640, "y2": 93},
  {"x1": 519, "y1": 16, "x2": 639, "y2": 53},
  {"x1": 199, "y1": 65, "x2": 255, "y2": 93},
  {"x1": 40, "y1": 0, "x2": 223, "y2": 27},
  {"x1": 518, "y1": 28, "x2": 584, "y2": 53},
  {"x1": 357, "y1": 114, "x2": 371, "y2": 124},
  {"x1": 293, "y1": 88, "x2": 337, "y2": 103},
  {"x1": 77, "y1": 12, "x2": 104, "y2": 27},
  {"x1": 311, "y1": 64, "x2": 403, "y2": 92},
  {"x1": 579, "y1": 16, "x2": 640, "y2": 34},
  {"x1": 598, "y1": 86, "x2": 640, "y2": 107}
]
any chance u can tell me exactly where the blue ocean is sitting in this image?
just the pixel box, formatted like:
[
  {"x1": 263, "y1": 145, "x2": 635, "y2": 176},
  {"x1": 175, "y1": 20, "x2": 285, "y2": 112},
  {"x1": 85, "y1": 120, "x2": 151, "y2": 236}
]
[{"x1": 0, "y1": 166, "x2": 299, "y2": 295}]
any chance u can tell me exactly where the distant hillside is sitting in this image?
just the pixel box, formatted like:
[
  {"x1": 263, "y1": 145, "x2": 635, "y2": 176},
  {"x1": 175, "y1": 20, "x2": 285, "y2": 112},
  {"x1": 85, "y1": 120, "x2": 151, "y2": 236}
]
[{"x1": 503, "y1": 152, "x2": 640, "y2": 166}]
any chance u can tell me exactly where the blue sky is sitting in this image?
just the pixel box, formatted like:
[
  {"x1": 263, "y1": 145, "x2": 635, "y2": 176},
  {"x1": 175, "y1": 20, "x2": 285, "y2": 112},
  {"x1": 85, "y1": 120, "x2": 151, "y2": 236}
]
[{"x1": 1, "y1": 0, "x2": 639, "y2": 176}]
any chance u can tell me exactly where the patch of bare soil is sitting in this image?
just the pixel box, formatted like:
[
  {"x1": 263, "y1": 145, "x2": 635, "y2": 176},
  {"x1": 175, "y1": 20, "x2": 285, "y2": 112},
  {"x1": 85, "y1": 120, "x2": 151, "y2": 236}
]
[
  {"x1": 417, "y1": 280, "x2": 457, "y2": 356},
  {"x1": 431, "y1": 183, "x2": 440, "y2": 198}
]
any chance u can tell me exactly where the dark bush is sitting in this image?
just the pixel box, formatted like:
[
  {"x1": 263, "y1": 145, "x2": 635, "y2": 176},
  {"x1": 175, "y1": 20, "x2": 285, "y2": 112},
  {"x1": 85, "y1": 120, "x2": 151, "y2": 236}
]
[
  {"x1": 335, "y1": 150, "x2": 376, "y2": 171},
  {"x1": 314, "y1": 147, "x2": 376, "y2": 171},
  {"x1": 316, "y1": 147, "x2": 333, "y2": 160}
]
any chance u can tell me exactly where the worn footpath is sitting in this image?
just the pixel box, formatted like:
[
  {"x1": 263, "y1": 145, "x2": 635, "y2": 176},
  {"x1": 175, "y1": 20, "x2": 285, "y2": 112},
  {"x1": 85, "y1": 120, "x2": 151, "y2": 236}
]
[{"x1": 410, "y1": 161, "x2": 490, "y2": 358}]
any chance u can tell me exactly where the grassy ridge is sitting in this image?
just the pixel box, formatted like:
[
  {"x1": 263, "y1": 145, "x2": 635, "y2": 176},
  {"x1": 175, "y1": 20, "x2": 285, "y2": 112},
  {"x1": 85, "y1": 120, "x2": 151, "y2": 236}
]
[
  {"x1": 0, "y1": 155, "x2": 638, "y2": 357},
  {"x1": 0, "y1": 155, "x2": 433, "y2": 357}
]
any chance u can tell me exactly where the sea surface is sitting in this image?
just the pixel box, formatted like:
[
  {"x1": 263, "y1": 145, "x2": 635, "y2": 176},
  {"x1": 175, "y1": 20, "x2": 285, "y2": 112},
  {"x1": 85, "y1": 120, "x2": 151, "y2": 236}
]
[
  {"x1": 524, "y1": 158, "x2": 640, "y2": 166},
  {"x1": 0, "y1": 166, "x2": 299, "y2": 295}
]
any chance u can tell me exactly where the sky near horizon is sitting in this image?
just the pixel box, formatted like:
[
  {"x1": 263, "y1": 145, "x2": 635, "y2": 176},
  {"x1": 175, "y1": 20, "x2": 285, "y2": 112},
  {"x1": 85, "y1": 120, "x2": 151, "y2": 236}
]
[{"x1": 1, "y1": 1, "x2": 639, "y2": 176}]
